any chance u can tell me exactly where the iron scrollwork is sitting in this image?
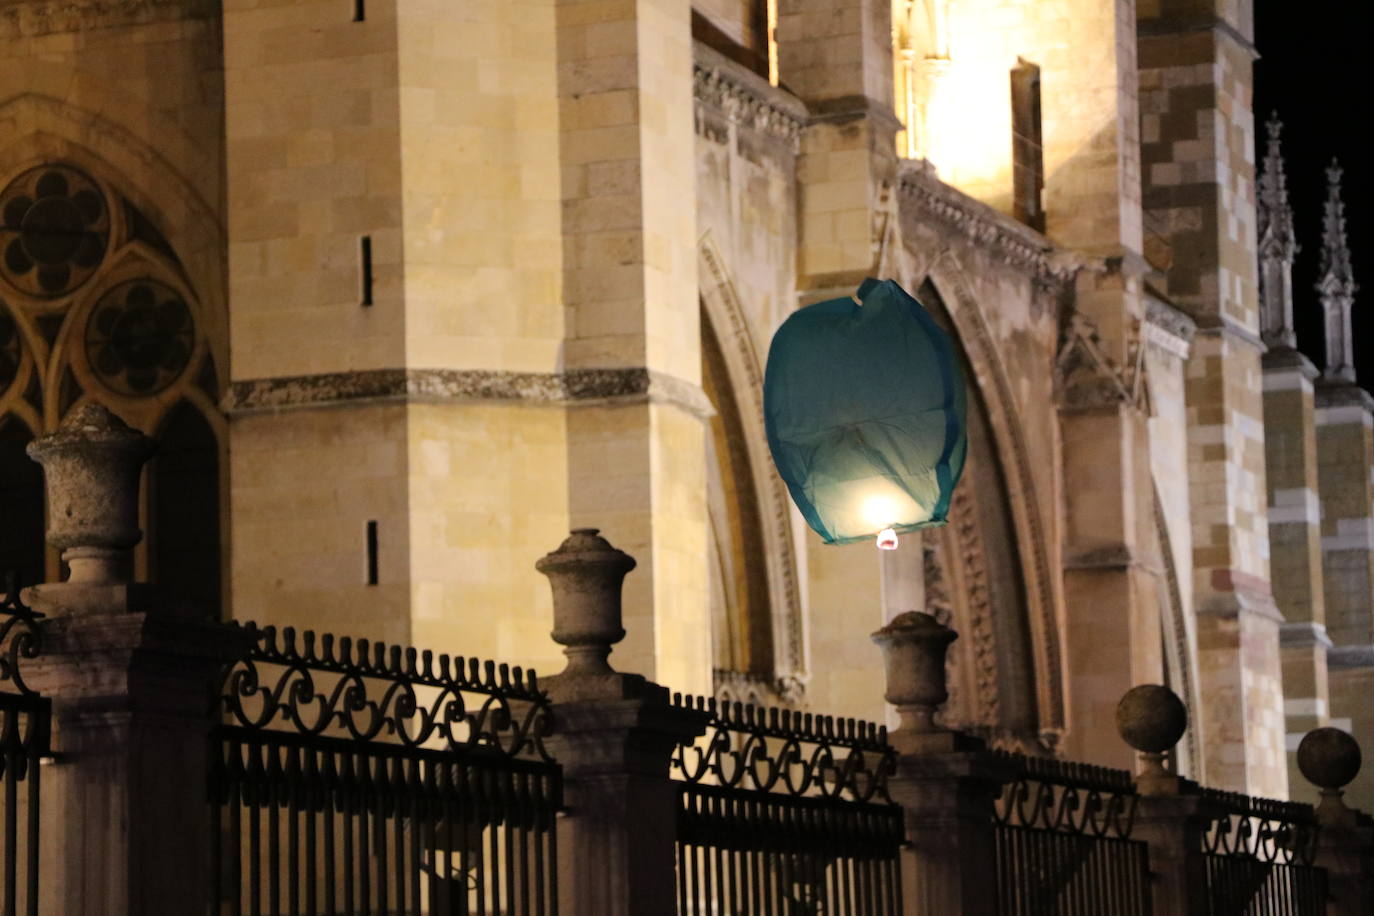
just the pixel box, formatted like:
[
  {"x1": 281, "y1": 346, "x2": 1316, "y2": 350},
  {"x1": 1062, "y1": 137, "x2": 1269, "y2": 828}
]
[
  {"x1": 215, "y1": 623, "x2": 554, "y2": 761},
  {"x1": 1199, "y1": 789, "x2": 1319, "y2": 865},
  {"x1": 993, "y1": 751, "x2": 1140, "y2": 839},
  {"x1": 0, "y1": 574, "x2": 43, "y2": 697},
  {"x1": 669, "y1": 693, "x2": 896, "y2": 802}
]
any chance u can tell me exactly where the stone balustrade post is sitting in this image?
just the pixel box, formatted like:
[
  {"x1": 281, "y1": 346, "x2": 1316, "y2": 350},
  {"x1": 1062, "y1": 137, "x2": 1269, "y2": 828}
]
[
  {"x1": 18, "y1": 405, "x2": 249, "y2": 916},
  {"x1": 1297, "y1": 727, "x2": 1374, "y2": 915},
  {"x1": 537, "y1": 529, "x2": 707, "y2": 916},
  {"x1": 1116, "y1": 684, "x2": 1210, "y2": 916},
  {"x1": 873, "y1": 611, "x2": 1011, "y2": 916}
]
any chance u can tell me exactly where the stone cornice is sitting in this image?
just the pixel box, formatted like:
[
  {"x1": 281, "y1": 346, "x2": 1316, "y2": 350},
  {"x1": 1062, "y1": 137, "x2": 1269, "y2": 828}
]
[
  {"x1": 693, "y1": 43, "x2": 807, "y2": 151},
  {"x1": 0, "y1": 0, "x2": 215, "y2": 38},
  {"x1": 896, "y1": 161, "x2": 1079, "y2": 285},
  {"x1": 1315, "y1": 379, "x2": 1374, "y2": 415},
  {"x1": 1329, "y1": 644, "x2": 1374, "y2": 670},
  {"x1": 1262, "y1": 346, "x2": 1319, "y2": 381},
  {"x1": 224, "y1": 368, "x2": 715, "y2": 420},
  {"x1": 1279, "y1": 621, "x2": 1334, "y2": 651}
]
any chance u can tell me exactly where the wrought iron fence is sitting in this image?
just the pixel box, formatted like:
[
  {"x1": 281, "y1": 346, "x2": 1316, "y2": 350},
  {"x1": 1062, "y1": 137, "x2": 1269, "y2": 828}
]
[
  {"x1": 0, "y1": 579, "x2": 47, "y2": 916},
  {"x1": 669, "y1": 694, "x2": 903, "y2": 915},
  {"x1": 992, "y1": 752, "x2": 1151, "y2": 916},
  {"x1": 1198, "y1": 789, "x2": 1326, "y2": 916},
  {"x1": 209, "y1": 624, "x2": 560, "y2": 916}
]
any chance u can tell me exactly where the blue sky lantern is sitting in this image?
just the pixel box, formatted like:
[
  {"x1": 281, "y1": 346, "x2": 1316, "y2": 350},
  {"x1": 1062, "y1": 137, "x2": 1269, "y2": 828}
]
[{"x1": 763, "y1": 278, "x2": 967, "y2": 549}]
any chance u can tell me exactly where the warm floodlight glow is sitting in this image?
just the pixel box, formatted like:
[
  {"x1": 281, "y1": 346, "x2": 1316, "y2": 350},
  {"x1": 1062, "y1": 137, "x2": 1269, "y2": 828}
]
[{"x1": 862, "y1": 495, "x2": 899, "y2": 529}]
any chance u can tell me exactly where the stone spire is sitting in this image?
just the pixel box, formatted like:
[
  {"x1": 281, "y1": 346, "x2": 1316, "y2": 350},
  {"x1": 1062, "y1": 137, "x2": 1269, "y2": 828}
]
[
  {"x1": 1318, "y1": 159, "x2": 1358, "y2": 383},
  {"x1": 1258, "y1": 114, "x2": 1298, "y2": 348}
]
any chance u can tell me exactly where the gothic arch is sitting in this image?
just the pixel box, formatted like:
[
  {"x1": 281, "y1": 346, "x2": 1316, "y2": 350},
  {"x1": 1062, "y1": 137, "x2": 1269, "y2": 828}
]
[
  {"x1": 698, "y1": 233, "x2": 806, "y2": 698},
  {"x1": 908, "y1": 252, "x2": 1067, "y2": 743},
  {"x1": 0, "y1": 93, "x2": 227, "y2": 385},
  {"x1": 0, "y1": 134, "x2": 226, "y2": 602}
]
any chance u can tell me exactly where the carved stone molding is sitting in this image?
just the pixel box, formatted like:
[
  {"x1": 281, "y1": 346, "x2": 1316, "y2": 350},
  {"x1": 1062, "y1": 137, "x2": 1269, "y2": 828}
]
[
  {"x1": 224, "y1": 367, "x2": 715, "y2": 420},
  {"x1": 1144, "y1": 296, "x2": 1196, "y2": 359},
  {"x1": 897, "y1": 162, "x2": 1080, "y2": 286},
  {"x1": 0, "y1": 0, "x2": 217, "y2": 40},
  {"x1": 919, "y1": 258, "x2": 1065, "y2": 740},
  {"x1": 699, "y1": 235, "x2": 806, "y2": 692},
  {"x1": 1055, "y1": 311, "x2": 1147, "y2": 413},
  {"x1": 693, "y1": 46, "x2": 807, "y2": 152}
]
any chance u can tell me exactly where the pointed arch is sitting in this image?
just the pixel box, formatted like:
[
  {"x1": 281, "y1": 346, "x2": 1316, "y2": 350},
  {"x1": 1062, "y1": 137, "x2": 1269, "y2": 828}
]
[
  {"x1": 915, "y1": 253, "x2": 1067, "y2": 742},
  {"x1": 699, "y1": 232, "x2": 806, "y2": 695}
]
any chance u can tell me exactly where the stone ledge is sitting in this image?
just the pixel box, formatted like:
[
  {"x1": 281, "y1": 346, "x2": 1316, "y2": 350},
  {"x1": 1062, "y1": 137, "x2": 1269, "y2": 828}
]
[
  {"x1": 1329, "y1": 644, "x2": 1374, "y2": 670},
  {"x1": 224, "y1": 367, "x2": 715, "y2": 420},
  {"x1": 1280, "y1": 621, "x2": 1335, "y2": 650}
]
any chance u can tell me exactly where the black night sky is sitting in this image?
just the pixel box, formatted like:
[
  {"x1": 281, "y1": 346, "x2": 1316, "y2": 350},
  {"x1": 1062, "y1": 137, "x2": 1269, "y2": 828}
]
[{"x1": 1254, "y1": 0, "x2": 1371, "y2": 383}]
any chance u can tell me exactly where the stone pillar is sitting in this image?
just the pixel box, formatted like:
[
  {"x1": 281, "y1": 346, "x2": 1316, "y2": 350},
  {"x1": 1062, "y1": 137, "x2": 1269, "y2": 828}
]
[
  {"x1": 556, "y1": 0, "x2": 711, "y2": 693},
  {"x1": 536, "y1": 529, "x2": 707, "y2": 916},
  {"x1": 1314, "y1": 384, "x2": 1374, "y2": 813},
  {"x1": 873, "y1": 611, "x2": 1009, "y2": 916},
  {"x1": 1139, "y1": 1, "x2": 1286, "y2": 797},
  {"x1": 1296, "y1": 727, "x2": 1374, "y2": 916},
  {"x1": 1262, "y1": 349, "x2": 1332, "y2": 802},
  {"x1": 1116, "y1": 684, "x2": 1209, "y2": 916},
  {"x1": 776, "y1": 0, "x2": 900, "y2": 296},
  {"x1": 19, "y1": 405, "x2": 249, "y2": 916}
]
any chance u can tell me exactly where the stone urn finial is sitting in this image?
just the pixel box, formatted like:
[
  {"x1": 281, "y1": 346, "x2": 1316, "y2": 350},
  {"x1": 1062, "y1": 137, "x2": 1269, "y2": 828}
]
[
  {"x1": 26, "y1": 404, "x2": 155, "y2": 585},
  {"x1": 1297, "y1": 727, "x2": 1363, "y2": 827},
  {"x1": 537, "y1": 528, "x2": 636, "y2": 676},
  {"x1": 1116, "y1": 684, "x2": 1188, "y2": 791},
  {"x1": 871, "y1": 611, "x2": 957, "y2": 736}
]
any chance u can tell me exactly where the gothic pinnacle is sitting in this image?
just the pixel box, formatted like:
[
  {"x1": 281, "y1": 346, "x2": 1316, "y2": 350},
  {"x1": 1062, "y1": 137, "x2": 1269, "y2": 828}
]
[
  {"x1": 1258, "y1": 113, "x2": 1298, "y2": 348},
  {"x1": 1318, "y1": 159, "x2": 1358, "y2": 383},
  {"x1": 1258, "y1": 113, "x2": 1297, "y2": 263}
]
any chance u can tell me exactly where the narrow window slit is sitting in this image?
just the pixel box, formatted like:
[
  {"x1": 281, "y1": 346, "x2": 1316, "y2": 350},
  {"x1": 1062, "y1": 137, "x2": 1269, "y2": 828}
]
[
  {"x1": 359, "y1": 235, "x2": 373, "y2": 306},
  {"x1": 353, "y1": 0, "x2": 365, "y2": 22},
  {"x1": 365, "y1": 520, "x2": 379, "y2": 585}
]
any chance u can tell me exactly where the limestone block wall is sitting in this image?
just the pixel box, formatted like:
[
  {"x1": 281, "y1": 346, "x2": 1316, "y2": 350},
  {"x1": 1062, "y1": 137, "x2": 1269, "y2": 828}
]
[
  {"x1": 908, "y1": 0, "x2": 1144, "y2": 262},
  {"x1": 1139, "y1": 3, "x2": 1286, "y2": 797},
  {"x1": 1315, "y1": 391, "x2": 1374, "y2": 648},
  {"x1": 220, "y1": 0, "x2": 576, "y2": 665},
  {"x1": 559, "y1": 0, "x2": 711, "y2": 693},
  {"x1": 1261, "y1": 351, "x2": 1330, "y2": 803},
  {"x1": 1316, "y1": 387, "x2": 1374, "y2": 812},
  {"x1": 228, "y1": 404, "x2": 412, "y2": 644}
]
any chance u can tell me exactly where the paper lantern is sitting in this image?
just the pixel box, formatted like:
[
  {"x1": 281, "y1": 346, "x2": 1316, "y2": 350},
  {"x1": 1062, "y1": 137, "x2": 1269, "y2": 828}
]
[{"x1": 763, "y1": 278, "x2": 967, "y2": 545}]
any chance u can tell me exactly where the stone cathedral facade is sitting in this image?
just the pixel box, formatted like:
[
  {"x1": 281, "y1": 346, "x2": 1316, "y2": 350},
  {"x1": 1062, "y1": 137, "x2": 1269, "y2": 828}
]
[{"x1": 0, "y1": 0, "x2": 1369, "y2": 806}]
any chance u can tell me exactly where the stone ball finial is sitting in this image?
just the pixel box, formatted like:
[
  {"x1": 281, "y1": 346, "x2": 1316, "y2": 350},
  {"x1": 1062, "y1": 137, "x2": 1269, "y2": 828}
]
[
  {"x1": 1297, "y1": 727, "x2": 1362, "y2": 791},
  {"x1": 1116, "y1": 684, "x2": 1188, "y2": 786},
  {"x1": 871, "y1": 611, "x2": 957, "y2": 736},
  {"x1": 537, "y1": 528, "x2": 636, "y2": 677},
  {"x1": 26, "y1": 404, "x2": 155, "y2": 585},
  {"x1": 1116, "y1": 684, "x2": 1188, "y2": 753}
]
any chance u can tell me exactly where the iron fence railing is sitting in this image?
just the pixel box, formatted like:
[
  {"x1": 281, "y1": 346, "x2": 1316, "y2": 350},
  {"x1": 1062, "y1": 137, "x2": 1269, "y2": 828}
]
[
  {"x1": 0, "y1": 579, "x2": 47, "y2": 916},
  {"x1": 669, "y1": 694, "x2": 903, "y2": 915},
  {"x1": 992, "y1": 752, "x2": 1151, "y2": 916},
  {"x1": 209, "y1": 624, "x2": 560, "y2": 916},
  {"x1": 1198, "y1": 788, "x2": 1327, "y2": 916}
]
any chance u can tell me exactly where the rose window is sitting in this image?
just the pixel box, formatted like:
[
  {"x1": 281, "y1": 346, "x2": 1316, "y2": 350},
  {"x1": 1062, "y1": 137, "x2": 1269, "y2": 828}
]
[
  {"x1": 1, "y1": 166, "x2": 110, "y2": 299},
  {"x1": 0, "y1": 307, "x2": 19, "y2": 394},
  {"x1": 85, "y1": 280, "x2": 194, "y2": 395}
]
